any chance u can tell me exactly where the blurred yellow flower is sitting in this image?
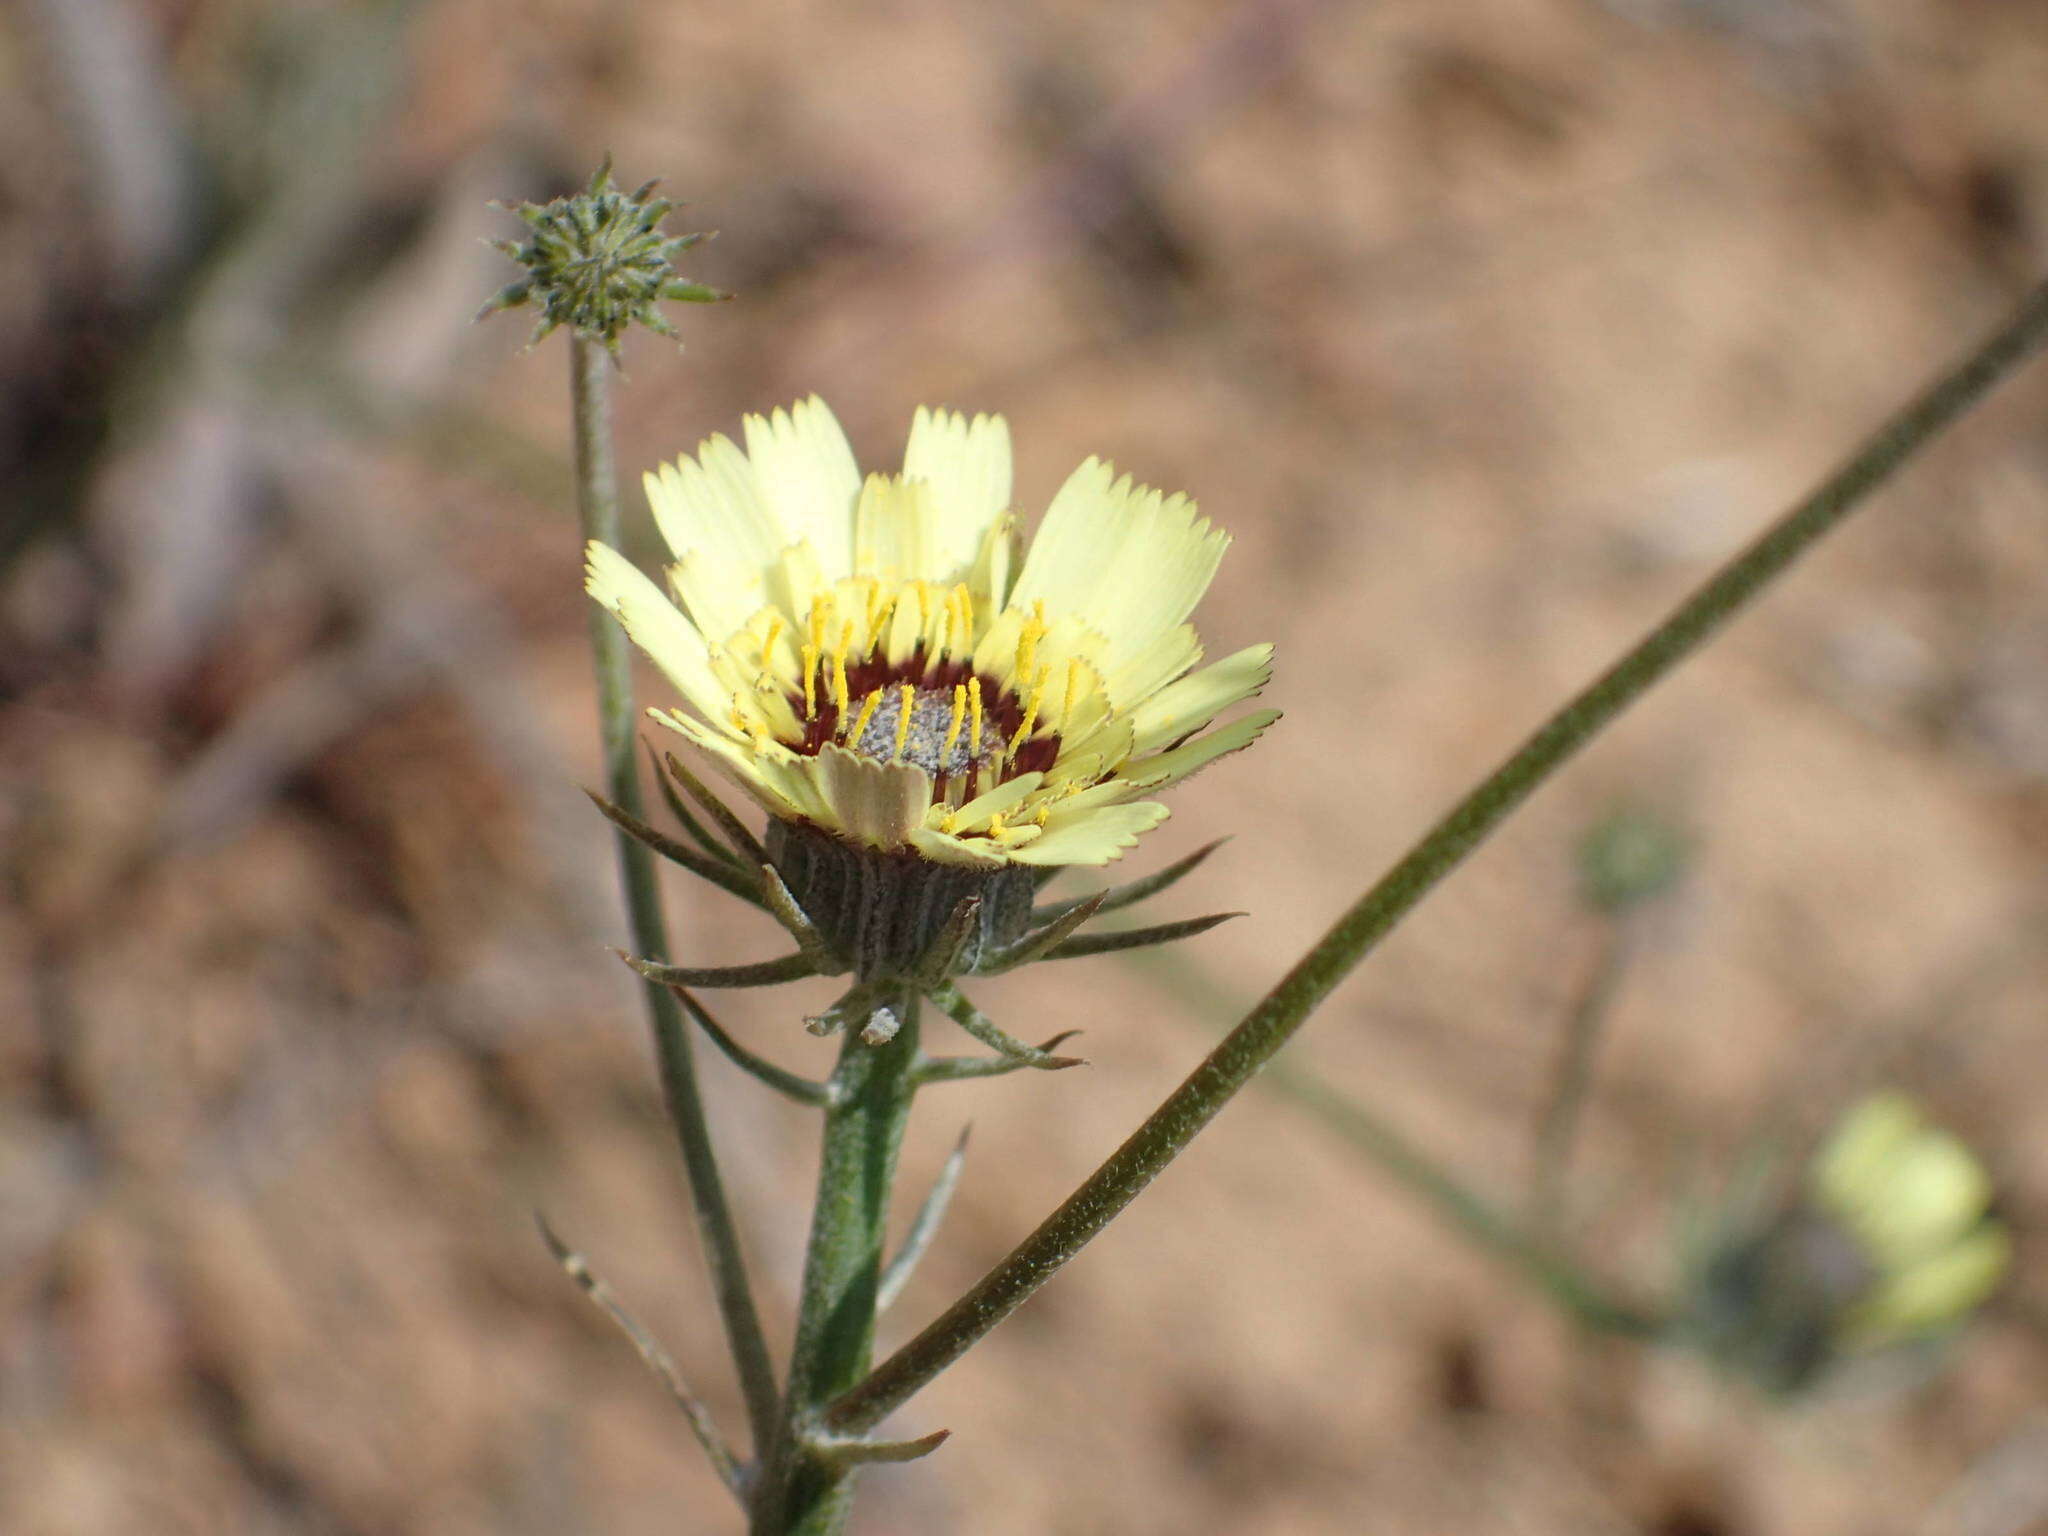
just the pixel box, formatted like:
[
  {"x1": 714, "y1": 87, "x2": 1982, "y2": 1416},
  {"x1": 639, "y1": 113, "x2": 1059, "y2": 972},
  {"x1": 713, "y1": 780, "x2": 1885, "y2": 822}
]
[
  {"x1": 1808, "y1": 1092, "x2": 2011, "y2": 1349},
  {"x1": 587, "y1": 396, "x2": 1276, "y2": 869}
]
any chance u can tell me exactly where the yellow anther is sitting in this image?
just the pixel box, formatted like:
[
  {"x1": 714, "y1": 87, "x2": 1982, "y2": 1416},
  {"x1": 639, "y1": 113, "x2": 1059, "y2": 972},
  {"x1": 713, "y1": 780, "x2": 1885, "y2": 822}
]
[
  {"x1": 987, "y1": 811, "x2": 1008, "y2": 836},
  {"x1": 832, "y1": 650, "x2": 850, "y2": 717},
  {"x1": 1062, "y1": 658, "x2": 1083, "y2": 725},
  {"x1": 891, "y1": 683, "x2": 915, "y2": 760},
  {"x1": 1016, "y1": 609, "x2": 1044, "y2": 686},
  {"x1": 801, "y1": 642, "x2": 819, "y2": 719},
  {"x1": 1033, "y1": 803, "x2": 1052, "y2": 826},
  {"x1": 754, "y1": 617, "x2": 787, "y2": 689},
  {"x1": 864, "y1": 578, "x2": 885, "y2": 637},
  {"x1": 845, "y1": 687, "x2": 883, "y2": 749},
  {"x1": 807, "y1": 596, "x2": 829, "y2": 655},
  {"x1": 939, "y1": 809, "x2": 961, "y2": 834},
  {"x1": 915, "y1": 581, "x2": 932, "y2": 634},
  {"x1": 1007, "y1": 680, "x2": 1046, "y2": 757},
  {"x1": 940, "y1": 683, "x2": 967, "y2": 763},
  {"x1": 967, "y1": 677, "x2": 984, "y2": 761}
]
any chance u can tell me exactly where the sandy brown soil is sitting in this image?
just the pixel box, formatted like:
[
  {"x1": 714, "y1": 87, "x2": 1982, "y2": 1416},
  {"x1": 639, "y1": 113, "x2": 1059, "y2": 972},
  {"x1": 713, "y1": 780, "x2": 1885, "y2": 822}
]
[{"x1": 6, "y1": 1, "x2": 2048, "y2": 1532}]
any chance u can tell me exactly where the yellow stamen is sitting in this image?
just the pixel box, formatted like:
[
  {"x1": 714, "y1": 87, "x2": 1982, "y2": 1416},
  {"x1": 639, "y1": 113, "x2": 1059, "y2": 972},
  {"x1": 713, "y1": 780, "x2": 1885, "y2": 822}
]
[
  {"x1": 1062, "y1": 658, "x2": 1083, "y2": 726},
  {"x1": 832, "y1": 620, "x2": 853, "y2": 716},
  {"x1": 939, "y1": 809, "x2": 961, "y2": 834},
  {"x1": 1033, "y1": 803, "x2": 1052, "y2": 826},
  {"x1": 967, "y1": 677, "x2": 984, "y2": 761},
  {"x1": 940, "y1": 683, "x2": 967, "y2": 763},
  {"x1": 1007, "y1": 680, "x2": 1045, "y2": 757},
  {"x1": 891, "y1": 683, "x2": 915, "y2": 761},
  {"x1": 863, "y1": 578, "x2": 884, "y2": 638},
  {"x1": 915, "y1": 581, "x2": 932, "y2": 636},
  {"x1": 801, "y1": 642, "x2": 819, "y2": 718},
  {"x1": 754, "y1": 617, "x2": 786, "y2": 690},
  {"x1": 987, "y1": 811, "x2": 1008, "y2": 837},
  {"x1": 1016, "y1": 604, "x2": 1045, "y2": 686},
  {"x1": 845, "y1": 687, "x2": 883, "y2": 749}
]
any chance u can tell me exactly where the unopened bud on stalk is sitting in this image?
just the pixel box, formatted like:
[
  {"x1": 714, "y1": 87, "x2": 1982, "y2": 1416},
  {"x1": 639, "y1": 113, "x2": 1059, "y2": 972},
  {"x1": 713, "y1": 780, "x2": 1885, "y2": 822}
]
[
  {"x1": 478, "y1": 156, "x2": 729, "y2": 352},
  {"x1": 1577, "y1": 805, "x2": 1689, "y2": 916}
]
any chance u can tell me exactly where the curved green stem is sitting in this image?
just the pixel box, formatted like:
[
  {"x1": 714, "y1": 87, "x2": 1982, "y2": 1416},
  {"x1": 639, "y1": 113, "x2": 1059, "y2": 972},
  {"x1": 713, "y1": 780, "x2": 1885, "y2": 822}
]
[
  {"x1": 1137, "y1": 947, "x2": 1651, "y2": 1334},
  {"x1": 825, "y1": 275, "x2": 2048, "y2": 1438},
  {"x1": 570, "y1": 336, "x2": 778, "y2": 1461},
  {"x1": 1265, "y1": 1057, "x2": 1656, "y2": 1334},
  {"x1": 1529, "y1": 922, "x2": 1632, "y2": 1231}
]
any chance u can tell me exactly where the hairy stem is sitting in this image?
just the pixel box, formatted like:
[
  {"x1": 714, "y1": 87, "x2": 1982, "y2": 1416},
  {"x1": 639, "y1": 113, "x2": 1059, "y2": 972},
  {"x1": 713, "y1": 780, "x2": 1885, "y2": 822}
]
[
  {"x1": 570, "y1": 335, "x2": 778, "y2": 1460},
  {"x1": 752, "y1": 993, "x2": 922, "y2": 1536},
  {"x1": 826, "y1": 274, "x2": 2048, "y2": 1437}
]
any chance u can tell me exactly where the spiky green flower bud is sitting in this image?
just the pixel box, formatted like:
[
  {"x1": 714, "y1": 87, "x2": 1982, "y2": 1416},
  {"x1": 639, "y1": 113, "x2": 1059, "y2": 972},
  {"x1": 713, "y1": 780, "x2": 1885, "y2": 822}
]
[{"x1": 479, "y1": 157, "x2": 729, "y2": 352}]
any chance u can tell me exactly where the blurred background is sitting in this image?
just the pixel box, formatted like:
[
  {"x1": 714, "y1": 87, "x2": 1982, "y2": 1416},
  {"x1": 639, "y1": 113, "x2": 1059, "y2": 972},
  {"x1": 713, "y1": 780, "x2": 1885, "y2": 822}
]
[{"x1": 6, "y1": 0, "x2": 2048, "y2": 1531}]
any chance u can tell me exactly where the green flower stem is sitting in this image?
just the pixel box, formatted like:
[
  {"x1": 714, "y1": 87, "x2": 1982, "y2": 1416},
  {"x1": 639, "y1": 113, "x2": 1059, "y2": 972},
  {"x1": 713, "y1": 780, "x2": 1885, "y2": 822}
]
[
  {"x1": 825, "y1": 274, "x2": 2048, "y2": 1439},
  {"x1": 1136, "y1": 946, "x2": 1650, "y2": 1333},
  {"x1": 569, "y1": 336, "x2": 779, "y2": 1461},
  {"x1": 1529, "y1": 922, "x2": 1631, "y2": 1232},
  {"x1": 753, "y1": 994, "x2": 923, "y2": 1536},
  {"x1": 1264, "y1": 1057, "x2": 1657, "y2": 1335}
]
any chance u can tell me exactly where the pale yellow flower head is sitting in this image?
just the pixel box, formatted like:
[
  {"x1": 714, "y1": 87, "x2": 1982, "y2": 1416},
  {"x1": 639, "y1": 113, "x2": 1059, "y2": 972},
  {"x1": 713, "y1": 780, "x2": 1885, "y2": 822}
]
[
  {"x1": 1808, "y1": 1092, "x2": 2010, "y2": 1349},
  {"x1": 1684, "y1": 1091, "x2": 2008, "y2": 1394},
  {"x1": 586, "y1": 396, "x2": 1276, "y2": 870}
]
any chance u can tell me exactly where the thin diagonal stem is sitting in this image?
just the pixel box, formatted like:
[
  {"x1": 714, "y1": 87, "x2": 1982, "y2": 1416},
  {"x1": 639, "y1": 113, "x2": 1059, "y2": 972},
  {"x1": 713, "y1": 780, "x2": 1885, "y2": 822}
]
[
  {"x1": 1135, "y1": 947, "x2": 1643, "y2": 1332},
  {"x1": 877, "y1": 1126, "x2": 972, "y2": 1314},
  {"x1": 1265, "y1": 1059, "x2": 1655, "y2": 1334},
  {"x1": 1530, "y1": 922, "x2": 1631, "y2": 1232},
  {"x1": 536, "y1": 1214, "x2": 744, "y2": 1498},
  {"x1": 826, "y1": 275, "x2": 2048, "y2": 1437},
  {"x1": 571, "y1": 335, "x2": 778, "y2": 1461}
]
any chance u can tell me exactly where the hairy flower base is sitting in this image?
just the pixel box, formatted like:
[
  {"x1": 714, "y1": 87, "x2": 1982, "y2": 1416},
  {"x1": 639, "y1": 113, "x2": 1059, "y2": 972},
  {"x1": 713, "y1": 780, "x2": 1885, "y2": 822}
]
[{"x1": 767, "y1": 819, "x2": 1036, "y2": 981}]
